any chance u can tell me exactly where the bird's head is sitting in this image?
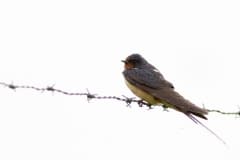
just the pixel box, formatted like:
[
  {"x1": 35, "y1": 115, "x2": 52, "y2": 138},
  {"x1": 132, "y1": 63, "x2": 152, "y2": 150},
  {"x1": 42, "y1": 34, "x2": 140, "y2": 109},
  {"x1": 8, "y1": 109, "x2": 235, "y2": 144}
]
[{"x1": 122, "y1": 54, "x2": 147, "y2": 69}]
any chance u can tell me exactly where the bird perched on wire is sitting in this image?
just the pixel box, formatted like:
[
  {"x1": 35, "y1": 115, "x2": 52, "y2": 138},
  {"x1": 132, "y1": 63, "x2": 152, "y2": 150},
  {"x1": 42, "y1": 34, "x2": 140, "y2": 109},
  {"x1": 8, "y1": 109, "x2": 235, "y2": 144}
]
[{"x1": 122, "y1": 53, "x2": 225, "y2": 144}]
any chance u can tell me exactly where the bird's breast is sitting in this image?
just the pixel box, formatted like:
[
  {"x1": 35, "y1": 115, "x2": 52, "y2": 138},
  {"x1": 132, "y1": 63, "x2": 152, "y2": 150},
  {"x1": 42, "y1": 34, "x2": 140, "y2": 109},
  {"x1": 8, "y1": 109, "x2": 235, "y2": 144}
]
[{"x1": 125, "y1": 80, "x2": 160, "y2": 105}]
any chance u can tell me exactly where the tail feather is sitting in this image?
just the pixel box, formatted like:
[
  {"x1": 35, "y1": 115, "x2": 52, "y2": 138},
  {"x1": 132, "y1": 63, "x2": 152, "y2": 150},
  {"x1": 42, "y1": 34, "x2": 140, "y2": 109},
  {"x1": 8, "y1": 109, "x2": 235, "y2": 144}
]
[
  {"x1": 186, "y1": 113, "x2": 226, "y2": 145},
  {"x1": 189, "y1": 111, "x2": 208, "y2": 120}
]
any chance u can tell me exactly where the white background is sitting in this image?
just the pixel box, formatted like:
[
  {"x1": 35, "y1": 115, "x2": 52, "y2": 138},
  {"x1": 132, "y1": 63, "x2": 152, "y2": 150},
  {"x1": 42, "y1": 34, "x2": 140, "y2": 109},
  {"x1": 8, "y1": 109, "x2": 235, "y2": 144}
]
[{"x1": 0, "y1": 0, "x2": 240, "y2": 159}]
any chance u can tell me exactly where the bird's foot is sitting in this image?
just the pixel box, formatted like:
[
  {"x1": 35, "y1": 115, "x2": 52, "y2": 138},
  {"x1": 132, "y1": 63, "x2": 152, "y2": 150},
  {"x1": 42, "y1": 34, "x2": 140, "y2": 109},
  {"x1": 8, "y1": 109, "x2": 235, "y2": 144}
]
[
  {"x1": 162, "y1": 104, "x2": 169, "y2": 111},
  {"x1": 137, "y1": 100, "x2": 152, "y2": 109}
]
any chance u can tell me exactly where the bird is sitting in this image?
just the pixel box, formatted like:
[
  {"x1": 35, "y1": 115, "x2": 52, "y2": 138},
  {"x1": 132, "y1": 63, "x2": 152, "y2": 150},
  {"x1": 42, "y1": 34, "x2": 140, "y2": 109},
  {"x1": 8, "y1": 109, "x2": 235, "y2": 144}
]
[{"x1": 122, "y1": 53, "x2": 225, "y2": 144}]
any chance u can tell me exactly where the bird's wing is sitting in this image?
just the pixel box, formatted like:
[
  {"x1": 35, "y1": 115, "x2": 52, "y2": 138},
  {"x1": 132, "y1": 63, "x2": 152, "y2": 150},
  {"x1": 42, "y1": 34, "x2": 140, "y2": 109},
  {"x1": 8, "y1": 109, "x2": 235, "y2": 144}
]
[
  {"x1": 123, "y1": 68, "x2": 208, "y2": 119},
  {"x1": 123, "y1": 68, "x2": 174, "y2": 89}
]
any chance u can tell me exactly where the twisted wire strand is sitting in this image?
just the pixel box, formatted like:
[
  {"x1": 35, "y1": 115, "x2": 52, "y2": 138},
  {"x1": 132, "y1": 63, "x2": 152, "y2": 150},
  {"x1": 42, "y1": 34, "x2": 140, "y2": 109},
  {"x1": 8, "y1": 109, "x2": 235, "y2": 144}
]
[{"x1": 0, "y1": 81, "x2": 239, "y2": 116}]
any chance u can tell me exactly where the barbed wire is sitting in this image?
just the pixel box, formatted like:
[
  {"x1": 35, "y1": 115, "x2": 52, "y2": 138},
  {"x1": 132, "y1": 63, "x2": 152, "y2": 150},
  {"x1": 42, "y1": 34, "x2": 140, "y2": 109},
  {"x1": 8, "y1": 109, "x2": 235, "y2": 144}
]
[
  {"x1": 0, "y1": 81, "x2": 150, "y2": 107},
  {"x1": 0, "y1": 81, "x2": 239, "y2": 116}
]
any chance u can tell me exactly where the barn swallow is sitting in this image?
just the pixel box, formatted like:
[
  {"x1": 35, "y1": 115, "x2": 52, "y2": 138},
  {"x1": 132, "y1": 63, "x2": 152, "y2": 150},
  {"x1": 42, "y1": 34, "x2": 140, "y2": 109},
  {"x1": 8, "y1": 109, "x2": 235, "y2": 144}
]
[{"x1": 122, "y1": 54, "x2": 225, "y2": 144}]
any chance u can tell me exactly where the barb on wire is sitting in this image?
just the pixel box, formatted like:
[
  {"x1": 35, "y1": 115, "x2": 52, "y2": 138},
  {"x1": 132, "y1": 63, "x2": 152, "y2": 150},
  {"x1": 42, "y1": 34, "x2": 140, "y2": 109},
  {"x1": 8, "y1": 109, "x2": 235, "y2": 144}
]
[{"x1": 0, "y1": 81, "x2": 239, "y2": 116}]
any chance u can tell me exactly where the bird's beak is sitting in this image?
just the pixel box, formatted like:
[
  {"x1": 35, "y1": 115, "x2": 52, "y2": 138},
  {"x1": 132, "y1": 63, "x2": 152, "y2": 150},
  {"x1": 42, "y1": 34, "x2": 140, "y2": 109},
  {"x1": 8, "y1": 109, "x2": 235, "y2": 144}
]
[{"x1": 121, "y1": 60, "x2": 126, "y2": 63}]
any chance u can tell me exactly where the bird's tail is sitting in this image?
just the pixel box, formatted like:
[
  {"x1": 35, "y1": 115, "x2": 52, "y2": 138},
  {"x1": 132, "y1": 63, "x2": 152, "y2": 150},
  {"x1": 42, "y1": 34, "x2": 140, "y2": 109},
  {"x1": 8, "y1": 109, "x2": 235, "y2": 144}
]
[{"x1": 186, "y1": 113, "x2": 226, "y2": 145}]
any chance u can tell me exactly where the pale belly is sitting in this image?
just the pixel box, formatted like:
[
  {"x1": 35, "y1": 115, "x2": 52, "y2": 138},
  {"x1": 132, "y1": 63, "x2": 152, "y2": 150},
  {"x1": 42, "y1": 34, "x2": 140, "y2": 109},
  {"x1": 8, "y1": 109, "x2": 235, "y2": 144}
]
[{"x1": 125, "y1": 80, "x2": 160, "y2": 105}]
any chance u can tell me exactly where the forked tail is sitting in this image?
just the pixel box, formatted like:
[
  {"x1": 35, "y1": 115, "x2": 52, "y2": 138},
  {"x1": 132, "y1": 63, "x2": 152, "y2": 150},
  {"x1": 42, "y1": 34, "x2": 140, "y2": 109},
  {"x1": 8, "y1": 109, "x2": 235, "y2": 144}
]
[{"x1": 186, "y1": 113, "x2": 226, "y2": 145}]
